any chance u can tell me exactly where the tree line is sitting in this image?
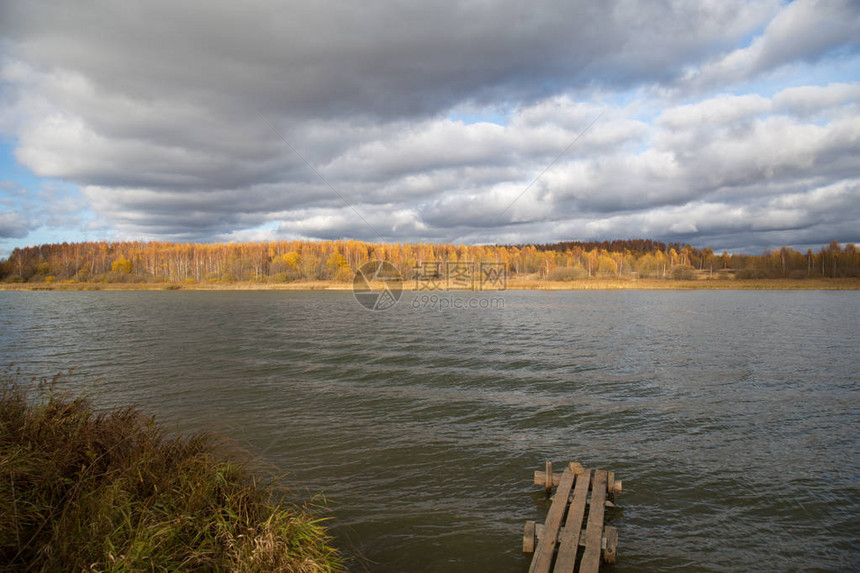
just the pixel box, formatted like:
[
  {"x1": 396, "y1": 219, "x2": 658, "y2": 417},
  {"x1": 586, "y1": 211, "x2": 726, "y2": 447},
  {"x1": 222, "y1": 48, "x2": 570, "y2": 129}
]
[{"x1": 1, "y1": 239, "x2": 858, "y2": 284}]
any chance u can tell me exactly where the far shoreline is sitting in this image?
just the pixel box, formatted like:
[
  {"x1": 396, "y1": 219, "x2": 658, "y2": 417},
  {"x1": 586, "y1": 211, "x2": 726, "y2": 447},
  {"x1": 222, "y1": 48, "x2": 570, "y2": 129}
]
[{"x1": 1, "y1": 277, "x2": 859, "y2": 291}]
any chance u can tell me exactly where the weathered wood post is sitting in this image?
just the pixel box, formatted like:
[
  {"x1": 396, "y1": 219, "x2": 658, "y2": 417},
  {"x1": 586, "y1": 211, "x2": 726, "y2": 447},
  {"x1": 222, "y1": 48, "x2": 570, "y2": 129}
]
[{"x1": 544, "y1": 460, "x2": 553, "y2": 494}]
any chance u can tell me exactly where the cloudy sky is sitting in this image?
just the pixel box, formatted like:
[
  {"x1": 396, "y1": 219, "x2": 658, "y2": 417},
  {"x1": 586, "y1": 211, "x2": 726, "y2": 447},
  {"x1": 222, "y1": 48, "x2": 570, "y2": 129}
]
[{"x1": 1, "y1": 0, "x2": 858, "y2": 257}]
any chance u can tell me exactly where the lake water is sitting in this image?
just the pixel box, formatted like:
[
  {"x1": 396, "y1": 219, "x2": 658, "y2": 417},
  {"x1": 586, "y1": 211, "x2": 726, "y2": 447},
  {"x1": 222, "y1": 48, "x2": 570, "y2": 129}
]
[{"x1": 1, "y1": 290, "x2": 858, "y2": 572}]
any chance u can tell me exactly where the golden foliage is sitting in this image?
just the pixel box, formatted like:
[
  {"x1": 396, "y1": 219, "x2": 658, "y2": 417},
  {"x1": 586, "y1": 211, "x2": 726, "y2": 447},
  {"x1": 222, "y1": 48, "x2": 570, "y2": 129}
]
[{"x1": 1, "y1": 239, "x2": 858, "y2": 283}]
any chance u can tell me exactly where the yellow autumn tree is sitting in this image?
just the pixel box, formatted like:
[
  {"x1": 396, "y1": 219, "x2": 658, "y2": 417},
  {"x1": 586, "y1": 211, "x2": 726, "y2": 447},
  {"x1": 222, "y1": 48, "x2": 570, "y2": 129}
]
[
  {"x1": 326, "y1": 252, "x2": 352, "y2": 282},
  {"x1": 597, "y1": 255, "x2": 618, "y2": 277},
  {"x1": 282, "y1": 252, "x2": 301, "y2": 268},
  {"x1": 111, "y1": 256, "x2": 133, "y2": 274}
]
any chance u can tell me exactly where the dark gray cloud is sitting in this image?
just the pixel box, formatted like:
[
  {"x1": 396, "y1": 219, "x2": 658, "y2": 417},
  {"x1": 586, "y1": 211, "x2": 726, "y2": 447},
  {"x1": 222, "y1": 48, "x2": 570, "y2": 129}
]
[
  {"x1": 0, "y1": 0, "x2": 858, "y2": 252},
  {"x1": 0, "y1": 0, "x2": 775, "y2": 118}
]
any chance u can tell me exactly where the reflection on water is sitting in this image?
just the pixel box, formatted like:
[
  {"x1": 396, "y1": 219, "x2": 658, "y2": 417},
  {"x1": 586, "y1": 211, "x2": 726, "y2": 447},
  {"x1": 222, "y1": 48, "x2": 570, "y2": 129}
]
[{"x1": 1, "y1": 290, "x2": 858, "y2": 571}]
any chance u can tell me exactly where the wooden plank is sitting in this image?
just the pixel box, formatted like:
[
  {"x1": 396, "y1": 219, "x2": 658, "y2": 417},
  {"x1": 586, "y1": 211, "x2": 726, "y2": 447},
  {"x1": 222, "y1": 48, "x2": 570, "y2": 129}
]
[
  {"x1": 552, "y1": 468, "x2": 592, "y2": 572},
  {"x1": 528, "y1": 467, "x2": 576, "y2": 573},
  {"x1": 579, "y1": 469, "x2": 608, "y2": 573}
]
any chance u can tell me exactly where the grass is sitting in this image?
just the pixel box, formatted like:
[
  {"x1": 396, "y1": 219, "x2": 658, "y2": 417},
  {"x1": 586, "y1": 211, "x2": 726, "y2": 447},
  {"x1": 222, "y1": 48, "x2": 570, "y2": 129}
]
[{"x1": 0, "y1": 370, "x2": 343, "y2": 572}]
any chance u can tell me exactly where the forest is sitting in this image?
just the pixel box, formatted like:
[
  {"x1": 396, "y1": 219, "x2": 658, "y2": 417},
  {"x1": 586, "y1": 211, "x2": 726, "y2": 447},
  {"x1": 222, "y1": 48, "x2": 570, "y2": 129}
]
[{"x1": 1, "y1": 239, "x2": 858, "y2": 284}]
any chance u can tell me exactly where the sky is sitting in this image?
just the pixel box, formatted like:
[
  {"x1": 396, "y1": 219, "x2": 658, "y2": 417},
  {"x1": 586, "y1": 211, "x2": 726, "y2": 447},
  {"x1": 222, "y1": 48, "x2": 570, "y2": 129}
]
[{"x1": 0, "y1": 0, "x2": 858, "y2": 258}]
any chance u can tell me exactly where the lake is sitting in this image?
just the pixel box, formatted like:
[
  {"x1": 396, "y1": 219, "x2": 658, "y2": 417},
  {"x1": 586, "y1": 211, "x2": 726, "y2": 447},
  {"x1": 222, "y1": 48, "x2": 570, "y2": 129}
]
[{"x1": 1, "y1": 290, "x2": 858, "y2": 572}]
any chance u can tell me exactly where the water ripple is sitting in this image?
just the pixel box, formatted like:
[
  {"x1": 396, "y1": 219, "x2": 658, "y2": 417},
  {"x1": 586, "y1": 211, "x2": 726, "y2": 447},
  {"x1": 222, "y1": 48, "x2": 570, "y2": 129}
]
[{"x1": 1, "y1": 290, "x2": 858, "y2": 572}]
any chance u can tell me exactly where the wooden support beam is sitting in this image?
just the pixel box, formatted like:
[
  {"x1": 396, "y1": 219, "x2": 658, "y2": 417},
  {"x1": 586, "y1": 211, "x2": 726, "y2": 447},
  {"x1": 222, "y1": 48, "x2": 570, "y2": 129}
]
[
  {"x1": 534, "y1": 470, "x2": 562, "y2": 487},
  {"x1": 534, "y1": 463, "x2": 600, "y2": 490},
  {"x1": 531, "y1": 472, "x2": 617, "y2": 508},
  {"x1": 524, "y1": 522, "x2": 618, "y2": 563},
  {"x1": 528, "y1": 467, "x2": 576, "y2": 573}
]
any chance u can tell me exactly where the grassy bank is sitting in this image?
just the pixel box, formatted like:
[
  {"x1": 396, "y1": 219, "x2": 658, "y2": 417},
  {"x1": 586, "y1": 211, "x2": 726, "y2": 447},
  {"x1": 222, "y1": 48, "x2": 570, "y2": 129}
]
[
  {"x1": 505, "y1": 277, "x2": 860, "y2": 290},
  {"x1": 1, "y1": 277, "x2": 859, "y2": 291},
  {"x1": 0, "y1": 372, "x2": 342, "y2": 572}
]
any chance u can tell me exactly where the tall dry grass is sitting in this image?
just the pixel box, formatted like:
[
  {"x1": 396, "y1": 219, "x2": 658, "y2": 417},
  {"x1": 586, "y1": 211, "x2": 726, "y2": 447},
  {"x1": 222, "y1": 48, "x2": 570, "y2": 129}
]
[{"x1": 0, "y1": 369, "x2": 342, "y2": 572}]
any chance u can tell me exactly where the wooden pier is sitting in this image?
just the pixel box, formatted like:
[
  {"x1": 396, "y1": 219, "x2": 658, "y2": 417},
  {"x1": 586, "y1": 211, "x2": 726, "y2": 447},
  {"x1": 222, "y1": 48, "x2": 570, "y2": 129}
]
[{"x1": 523, "y1": 461, "x2": 622, "y2": 573}]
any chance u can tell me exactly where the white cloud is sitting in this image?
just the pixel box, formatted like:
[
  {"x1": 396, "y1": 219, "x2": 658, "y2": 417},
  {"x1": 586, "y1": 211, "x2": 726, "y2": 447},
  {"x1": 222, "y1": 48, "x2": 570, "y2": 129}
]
[
  {"x1": 658, "y1": 94, "x2": 772, "y2": 130},
  {"x1": 685, "y1": 0, "x2": 860, "y2": 88},
  {"x1": 774, "y1": 83, "x2": 860, "y2": 117}
]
